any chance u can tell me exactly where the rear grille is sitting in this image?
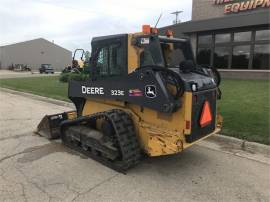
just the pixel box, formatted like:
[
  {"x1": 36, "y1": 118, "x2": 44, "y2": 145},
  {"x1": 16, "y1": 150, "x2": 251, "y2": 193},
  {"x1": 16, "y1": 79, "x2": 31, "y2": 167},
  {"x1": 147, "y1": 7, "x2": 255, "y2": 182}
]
[{"x1": 185, "y1": 89, "x2": 217, "y2": 143}]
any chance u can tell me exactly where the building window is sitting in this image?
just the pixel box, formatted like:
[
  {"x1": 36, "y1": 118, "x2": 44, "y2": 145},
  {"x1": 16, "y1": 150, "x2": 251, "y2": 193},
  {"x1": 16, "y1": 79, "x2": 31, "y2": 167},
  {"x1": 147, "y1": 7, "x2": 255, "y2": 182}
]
[
  {"x1": 215, "y1": 33, "x2": 231, "y2": 43},
  {"x1": 198, "y1": 35, "x2": 212, "y2": 45},
  {"x1": 256, "y1": 29, "x2": 270, "y2": 41},
  {"x1": 234, "y1": 31, "x2": 252, "y2": 42},
  {"x1": 214, "y1": 47, "x2": 230, "y2": 69},
  {"x1": 197, "y1": 28, "x2": 270, "y2": 70},
  {"x1": 232, "y1": 45, "x2": 251, "y2": 69},
  {"x1": 253, "y1": 44, "x2": 270, "y2": 70},
  {"x1": 197, "y1": 48, "x2": 211, "y2": 65}
]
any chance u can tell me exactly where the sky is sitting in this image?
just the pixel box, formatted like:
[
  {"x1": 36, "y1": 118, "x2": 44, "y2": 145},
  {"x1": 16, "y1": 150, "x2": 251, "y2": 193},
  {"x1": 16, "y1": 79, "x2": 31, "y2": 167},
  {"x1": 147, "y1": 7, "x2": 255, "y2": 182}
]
[{"x1": 0, "y1": 0, "x2": 192, "y2": 51}]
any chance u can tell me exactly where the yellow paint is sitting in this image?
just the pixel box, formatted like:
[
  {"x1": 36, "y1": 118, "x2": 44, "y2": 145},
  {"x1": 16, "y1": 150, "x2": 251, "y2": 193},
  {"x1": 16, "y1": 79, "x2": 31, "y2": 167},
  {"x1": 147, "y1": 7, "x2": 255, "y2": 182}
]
[
  {"x1": 127, "y1": 34, "x2": 141, "y2": 73},
  {"x1": 80, "y1": 33, "x2": 222, "y2": 157},
  {"x1": 81, "y1": 90, "x2": 221, "y2": 157}
]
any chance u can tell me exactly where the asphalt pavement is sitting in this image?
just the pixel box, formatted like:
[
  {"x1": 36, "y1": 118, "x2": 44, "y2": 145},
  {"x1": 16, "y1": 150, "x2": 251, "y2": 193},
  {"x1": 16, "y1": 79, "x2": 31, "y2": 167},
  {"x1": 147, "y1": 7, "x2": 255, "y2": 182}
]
[{"x1": 0, "y1": 90, "x2": 269, "y2": 202}]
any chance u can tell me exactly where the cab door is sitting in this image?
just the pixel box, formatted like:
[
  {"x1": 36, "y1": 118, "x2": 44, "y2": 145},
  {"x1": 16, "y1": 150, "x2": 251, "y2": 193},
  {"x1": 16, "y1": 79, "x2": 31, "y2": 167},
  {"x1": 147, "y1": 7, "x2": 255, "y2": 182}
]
[{"x1": 90, "y1": 34, "x2": 128, "y2": 80}]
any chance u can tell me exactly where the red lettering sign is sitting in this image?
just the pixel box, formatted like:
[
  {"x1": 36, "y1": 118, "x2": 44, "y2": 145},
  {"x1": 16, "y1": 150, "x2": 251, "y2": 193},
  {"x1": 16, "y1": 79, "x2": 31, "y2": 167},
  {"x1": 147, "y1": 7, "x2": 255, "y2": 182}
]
[{"x1": 213, "y1": 0, "x2": 270, "y2": 13}]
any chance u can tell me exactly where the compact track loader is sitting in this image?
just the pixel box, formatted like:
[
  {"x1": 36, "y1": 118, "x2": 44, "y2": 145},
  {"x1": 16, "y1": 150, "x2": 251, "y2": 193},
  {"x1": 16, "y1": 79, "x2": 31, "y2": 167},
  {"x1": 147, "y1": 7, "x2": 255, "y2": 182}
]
[{"x1": 37, "y1": 25, "x2": 222, "y2": 172}]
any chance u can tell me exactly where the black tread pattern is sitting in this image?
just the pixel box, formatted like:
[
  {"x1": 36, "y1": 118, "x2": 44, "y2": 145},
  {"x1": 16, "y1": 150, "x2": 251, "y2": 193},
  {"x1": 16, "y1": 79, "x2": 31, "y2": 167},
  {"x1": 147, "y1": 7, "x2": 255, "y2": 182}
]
[
  {"x1": 61, "y1": 109, "x2": 141, "y2": 172},
  {"x1": 106, "y1": 110, "x2": 141, "y2": 170}
]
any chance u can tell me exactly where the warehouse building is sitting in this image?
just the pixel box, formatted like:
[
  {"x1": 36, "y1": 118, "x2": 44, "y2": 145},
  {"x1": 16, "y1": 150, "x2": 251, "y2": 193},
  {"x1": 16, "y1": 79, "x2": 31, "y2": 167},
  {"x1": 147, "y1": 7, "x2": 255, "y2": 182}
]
[
  {"x1": 161, "y1": 0, "x2": 270, "y2": 79},
  {"x1": 0, "y1": 38, "x2": 72, "y2": 71}
]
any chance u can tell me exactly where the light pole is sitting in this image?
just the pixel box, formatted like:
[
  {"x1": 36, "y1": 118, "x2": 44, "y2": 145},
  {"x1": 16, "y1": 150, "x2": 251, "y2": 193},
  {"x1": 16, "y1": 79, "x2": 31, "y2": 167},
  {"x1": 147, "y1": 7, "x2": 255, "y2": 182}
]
[{"x1": 171, "y1": 11, "x2": 183, "y2": 24}]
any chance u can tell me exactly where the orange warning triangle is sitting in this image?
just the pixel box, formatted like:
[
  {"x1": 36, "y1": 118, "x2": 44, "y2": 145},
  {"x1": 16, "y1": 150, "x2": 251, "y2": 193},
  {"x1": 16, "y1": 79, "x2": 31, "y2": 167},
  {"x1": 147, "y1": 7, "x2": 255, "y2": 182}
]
[{"x1": 200, "y1": 101, "x2": 212, "y2": 127}]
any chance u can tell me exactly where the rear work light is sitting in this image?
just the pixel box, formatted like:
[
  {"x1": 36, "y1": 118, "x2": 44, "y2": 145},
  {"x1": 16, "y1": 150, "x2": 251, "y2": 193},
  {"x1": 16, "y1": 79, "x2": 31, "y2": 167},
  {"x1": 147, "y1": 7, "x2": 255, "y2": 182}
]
[
  {"x1": 142, "y1": 25, "x2": 151, "y2": 34},
  {"x1": 142, "y1": 25, "x2": 159, "y2": 35},
  {"x1": 199, "y1": 101, "x2": 212, "y2": 127}
]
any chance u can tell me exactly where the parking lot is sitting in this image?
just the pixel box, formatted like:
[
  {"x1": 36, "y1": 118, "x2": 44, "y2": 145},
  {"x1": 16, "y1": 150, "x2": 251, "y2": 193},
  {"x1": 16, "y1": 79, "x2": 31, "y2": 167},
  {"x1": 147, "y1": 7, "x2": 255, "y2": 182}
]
[{"x1": 0, "y1": 89, "x2": 269, "y2": 202}]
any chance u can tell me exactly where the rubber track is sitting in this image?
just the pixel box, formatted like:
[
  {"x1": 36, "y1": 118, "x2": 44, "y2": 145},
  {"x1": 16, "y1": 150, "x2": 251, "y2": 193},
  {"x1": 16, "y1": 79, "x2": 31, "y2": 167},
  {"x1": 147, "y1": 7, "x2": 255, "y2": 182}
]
[{"x1": 61, "y1": 109, "x2": 141, "y2": 173}]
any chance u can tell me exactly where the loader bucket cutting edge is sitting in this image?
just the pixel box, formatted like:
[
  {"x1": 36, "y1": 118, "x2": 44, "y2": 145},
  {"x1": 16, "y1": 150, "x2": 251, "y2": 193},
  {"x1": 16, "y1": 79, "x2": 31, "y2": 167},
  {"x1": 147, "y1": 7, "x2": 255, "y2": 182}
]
[{"x1": 36, "y1": 111, "x2": 77, "y2": 139}]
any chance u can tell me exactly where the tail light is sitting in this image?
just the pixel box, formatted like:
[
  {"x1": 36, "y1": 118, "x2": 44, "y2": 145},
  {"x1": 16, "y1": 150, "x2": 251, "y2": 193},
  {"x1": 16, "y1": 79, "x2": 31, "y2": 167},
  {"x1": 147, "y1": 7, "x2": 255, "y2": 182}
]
[{"x1": 185, "y1": 120, "x2": 191, "y2": 130}]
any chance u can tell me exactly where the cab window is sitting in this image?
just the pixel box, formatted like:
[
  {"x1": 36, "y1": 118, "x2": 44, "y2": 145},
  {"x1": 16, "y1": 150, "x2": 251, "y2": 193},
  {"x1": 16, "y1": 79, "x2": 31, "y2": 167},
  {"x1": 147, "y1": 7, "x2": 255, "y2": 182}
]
[
  {"x1": 97, "y1": 47, "x2": 109, "y2": 76},
  {"x1": 95, "y1": 42, "x2": 126, "y2": 77},
  {"x1": 161, "y1": 42, "x2": 186, "y2": 67}
]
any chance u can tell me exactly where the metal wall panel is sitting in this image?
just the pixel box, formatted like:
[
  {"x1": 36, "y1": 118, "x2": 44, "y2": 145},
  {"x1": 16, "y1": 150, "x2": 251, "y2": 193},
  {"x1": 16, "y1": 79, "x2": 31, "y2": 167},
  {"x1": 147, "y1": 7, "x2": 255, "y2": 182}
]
[{"x1": 0, "y1": 38, "x2": 72, "y2": 71}]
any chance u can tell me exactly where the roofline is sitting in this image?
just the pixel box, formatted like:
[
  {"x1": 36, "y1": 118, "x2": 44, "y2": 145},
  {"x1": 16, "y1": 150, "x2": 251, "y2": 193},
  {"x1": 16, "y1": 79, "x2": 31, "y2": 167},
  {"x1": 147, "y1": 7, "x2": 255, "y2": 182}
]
[
  {"x1": 0, "y1": 38, "x2": 43, "y2": 47},
  {"x1": 0, "y1": 38, "x2": 71, "y2": 53},
  {"x1": 41, "y1": 38, "x2": 72, "y2": 53},
  {"x1": 159, "y1": 10, "x2": 270, "y2": 33}
]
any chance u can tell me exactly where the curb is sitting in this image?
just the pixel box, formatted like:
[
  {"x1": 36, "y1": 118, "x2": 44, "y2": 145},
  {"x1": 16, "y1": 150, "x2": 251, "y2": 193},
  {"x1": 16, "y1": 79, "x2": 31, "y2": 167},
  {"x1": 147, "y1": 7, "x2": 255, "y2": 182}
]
[
  {"x1": 0, "y1": 87, "x2": 74, "y2": 109},
  {"x1": 1, "y1": 87, "x2": 269, "y2": 157},
  {"x1": 205, "y1": 134, "x2": 270, "y2": 157}
]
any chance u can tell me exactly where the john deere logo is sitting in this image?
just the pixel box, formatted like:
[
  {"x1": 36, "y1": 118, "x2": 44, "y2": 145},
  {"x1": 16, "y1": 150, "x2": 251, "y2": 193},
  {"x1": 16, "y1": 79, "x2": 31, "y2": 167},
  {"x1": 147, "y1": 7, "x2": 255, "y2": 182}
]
[{"x1": 145, "y1": 85, "x2": 157, "y2": 98}]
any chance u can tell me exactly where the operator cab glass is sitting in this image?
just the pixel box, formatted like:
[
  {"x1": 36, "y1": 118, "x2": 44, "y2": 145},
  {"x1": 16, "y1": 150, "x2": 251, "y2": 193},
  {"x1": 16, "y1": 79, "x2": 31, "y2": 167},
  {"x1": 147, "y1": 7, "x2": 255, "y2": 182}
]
[
  {"x1": 91, "y1": 34, "x2": 128, "y2": 79},
  {"x1": 140, "y1": 36, "x2": 195, "y2": 69}
]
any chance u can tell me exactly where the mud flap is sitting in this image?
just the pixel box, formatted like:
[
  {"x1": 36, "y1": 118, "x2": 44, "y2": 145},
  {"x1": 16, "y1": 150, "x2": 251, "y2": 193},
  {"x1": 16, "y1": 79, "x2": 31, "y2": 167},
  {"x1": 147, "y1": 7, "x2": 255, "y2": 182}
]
[{"x1": 36, "y1": 111, "x2": 77, "y2": 139}]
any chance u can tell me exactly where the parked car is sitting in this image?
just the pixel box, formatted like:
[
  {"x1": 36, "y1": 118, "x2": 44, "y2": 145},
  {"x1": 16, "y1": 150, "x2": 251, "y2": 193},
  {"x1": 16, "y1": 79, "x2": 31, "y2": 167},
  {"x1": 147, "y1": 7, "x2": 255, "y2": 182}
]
[
  {"x1": 39, "y1": 64, "x2": 54, "y2": 74},
  {"x1": 13, "y1": 64, "x2": 31, "y2": 71}
]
